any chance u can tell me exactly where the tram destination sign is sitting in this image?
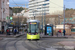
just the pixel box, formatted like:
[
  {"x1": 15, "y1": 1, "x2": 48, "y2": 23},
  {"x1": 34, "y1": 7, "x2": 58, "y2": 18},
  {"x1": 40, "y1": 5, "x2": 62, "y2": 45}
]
[{"x1": 30, "y1": 22, "x2": 36, "y2": 24}]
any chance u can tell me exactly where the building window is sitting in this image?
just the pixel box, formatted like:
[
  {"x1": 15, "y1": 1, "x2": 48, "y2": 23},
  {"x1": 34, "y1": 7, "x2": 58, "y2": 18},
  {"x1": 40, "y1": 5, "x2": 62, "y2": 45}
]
[
  {"x1": 37, "y1": 8, "x2": 41, "y2": 9},
  {"x1": 43, "y1": 3, "x2": 49, "y2": 6},
  {"x1": 45, "y1": 0, "x2": 49, "y2": 1}
]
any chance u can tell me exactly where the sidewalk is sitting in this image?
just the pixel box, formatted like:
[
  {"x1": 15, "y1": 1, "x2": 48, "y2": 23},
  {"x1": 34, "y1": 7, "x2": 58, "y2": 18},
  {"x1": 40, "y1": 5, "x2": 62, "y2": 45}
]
[{"x1": 40, "y1": 33, "x2": 75, "y2": 38}]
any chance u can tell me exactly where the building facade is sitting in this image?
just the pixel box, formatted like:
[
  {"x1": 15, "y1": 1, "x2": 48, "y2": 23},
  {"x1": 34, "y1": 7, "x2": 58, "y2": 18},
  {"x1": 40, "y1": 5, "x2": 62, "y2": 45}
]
[
  {"x1": 0, "y1": 0, "x2": 9, "y2": 22},
  {"x1": 0, "y1": 0, "x2": 9, "y2": 33},
  {"x1": 29, "y1": 0, "x2": 63, "y2": 17}
]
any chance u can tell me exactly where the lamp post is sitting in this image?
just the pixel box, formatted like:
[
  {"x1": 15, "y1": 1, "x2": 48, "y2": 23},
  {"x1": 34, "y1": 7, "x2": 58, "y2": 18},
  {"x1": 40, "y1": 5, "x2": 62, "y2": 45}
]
[{"x1": 41, "y1": 5, "x2": 43, "y2": 33}]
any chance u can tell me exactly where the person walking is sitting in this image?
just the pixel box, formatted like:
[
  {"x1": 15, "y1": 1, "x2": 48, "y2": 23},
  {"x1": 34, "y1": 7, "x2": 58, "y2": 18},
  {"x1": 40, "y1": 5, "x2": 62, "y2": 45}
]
[
  {"x1": 14, "y1": 29, "x2": 17, "y2": 35},
  {"x1": 6, "y1": 29, "x2": 10, "y2": 35},
  {"x1": 63, "y1": 29, "x2": 66, "y2": 36}
]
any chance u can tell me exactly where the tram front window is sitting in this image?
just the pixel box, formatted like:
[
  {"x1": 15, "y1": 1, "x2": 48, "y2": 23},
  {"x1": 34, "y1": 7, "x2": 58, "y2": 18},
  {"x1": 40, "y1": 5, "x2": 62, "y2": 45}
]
[
  {"x1": 31, "y1": 24, "x2": 36, "y2": 33},
  {"x1": 29, "y1": 23, "x2": 39, "y2": 34}
]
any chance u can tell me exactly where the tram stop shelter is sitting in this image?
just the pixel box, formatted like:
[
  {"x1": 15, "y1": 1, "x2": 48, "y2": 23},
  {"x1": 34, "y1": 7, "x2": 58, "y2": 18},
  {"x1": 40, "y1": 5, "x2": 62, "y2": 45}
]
[{"x1": 45, "y1": 24, "x2": 53, "y2": 36}]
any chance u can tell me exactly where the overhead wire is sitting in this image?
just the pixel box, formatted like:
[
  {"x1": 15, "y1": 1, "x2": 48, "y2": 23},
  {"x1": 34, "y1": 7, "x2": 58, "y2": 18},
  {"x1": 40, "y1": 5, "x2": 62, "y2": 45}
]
[{"x1": 12, "y1": 0, "x2": 19, "y2": 7}]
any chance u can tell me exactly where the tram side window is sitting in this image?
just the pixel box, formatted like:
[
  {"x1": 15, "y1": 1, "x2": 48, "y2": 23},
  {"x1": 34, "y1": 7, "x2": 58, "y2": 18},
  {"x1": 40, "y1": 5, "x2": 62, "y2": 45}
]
[
  {"x1": 36, "y1": 23, "x2": 39, "y2": 33},
  {"x1": 27, "y1": 24, "x2": 30, "y2": 33}
]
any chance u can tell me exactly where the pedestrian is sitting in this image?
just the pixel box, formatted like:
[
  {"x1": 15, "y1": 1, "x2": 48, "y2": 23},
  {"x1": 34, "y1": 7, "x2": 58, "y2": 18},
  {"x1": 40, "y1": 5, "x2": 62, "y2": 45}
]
[
  {"x1": 14, "y1": 29, "x2": 17, "y2": 35},
  {"x1": 6, "y1": 29, "x2": 10, "y2": 35},
  {"x1": 63, "y1": 29, "x2": 66, "y2": 36},
  {"x1": 57, "y1": 29, "x2": 62, "y2": 37}
]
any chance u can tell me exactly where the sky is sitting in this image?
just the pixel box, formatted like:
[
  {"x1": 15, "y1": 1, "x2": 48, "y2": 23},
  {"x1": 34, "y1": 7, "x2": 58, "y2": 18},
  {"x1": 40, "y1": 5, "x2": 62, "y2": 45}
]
[{"x1": 9, "y1": 0, "x2": 75, "y2": 9}]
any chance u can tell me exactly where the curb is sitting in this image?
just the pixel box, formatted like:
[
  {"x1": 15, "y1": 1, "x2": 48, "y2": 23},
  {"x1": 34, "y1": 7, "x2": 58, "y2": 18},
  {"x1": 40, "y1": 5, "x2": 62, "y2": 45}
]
[
  {"x1": 42, "y1": 36, "x2": 68, "y2": 38},
  {"x1": 14, "y1": 34, "x2": 25, "y2": 38},
  {"x1": 41, "y1": 35, "x2": 75, "y2": 38}
]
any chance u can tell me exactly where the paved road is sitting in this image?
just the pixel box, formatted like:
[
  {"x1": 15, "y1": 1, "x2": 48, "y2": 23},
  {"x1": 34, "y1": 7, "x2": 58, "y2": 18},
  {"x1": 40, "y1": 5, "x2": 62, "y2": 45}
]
[{"x1": 0, "y1": 35, "x2": 75, "y2": 50}]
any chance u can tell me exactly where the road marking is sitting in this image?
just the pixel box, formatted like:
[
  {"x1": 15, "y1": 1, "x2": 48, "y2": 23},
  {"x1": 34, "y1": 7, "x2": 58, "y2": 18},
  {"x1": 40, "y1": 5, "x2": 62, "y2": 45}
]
[
  {"x1": 16, "y1": 41, "x2": 28, "y2": 50},
  {"x1": 25, "y1": 40, "x2": 38, "y2": 49},
  {"x1": 46, "y1": 48, "x2": 57, "y2": 50}
]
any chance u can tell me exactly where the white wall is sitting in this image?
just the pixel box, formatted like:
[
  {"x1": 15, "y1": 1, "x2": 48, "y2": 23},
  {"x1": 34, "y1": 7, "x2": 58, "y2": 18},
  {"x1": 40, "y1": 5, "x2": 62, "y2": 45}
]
[{"x1": 49, "y1": 0, "x2": 63, "y2": 15}]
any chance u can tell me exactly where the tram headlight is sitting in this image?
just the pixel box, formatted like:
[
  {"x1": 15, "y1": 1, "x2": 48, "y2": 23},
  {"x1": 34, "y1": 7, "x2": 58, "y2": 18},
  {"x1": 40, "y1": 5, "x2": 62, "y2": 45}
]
[{"x1": 29, "y1": 33, "x2": 31, "y2": 35}]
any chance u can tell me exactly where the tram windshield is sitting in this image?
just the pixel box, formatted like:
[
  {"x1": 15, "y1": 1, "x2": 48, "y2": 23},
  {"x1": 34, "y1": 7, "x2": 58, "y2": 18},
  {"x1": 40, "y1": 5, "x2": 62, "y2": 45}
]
[{"x1": 28, "y1": 22, "x2": 39, "y2": 33}]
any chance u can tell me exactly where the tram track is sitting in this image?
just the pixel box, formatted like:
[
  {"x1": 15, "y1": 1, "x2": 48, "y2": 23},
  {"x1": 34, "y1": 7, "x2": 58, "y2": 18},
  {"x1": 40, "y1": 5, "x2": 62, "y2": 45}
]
[
  {"x1": 0, "y1": 35, "x2": 54, "y2": 50},
  {"x1": 23, "y1": 40, "x2": 50, "y2": 50},
  {"x1": 3, "y1": 35, "x2": 26, "y2": 50}
]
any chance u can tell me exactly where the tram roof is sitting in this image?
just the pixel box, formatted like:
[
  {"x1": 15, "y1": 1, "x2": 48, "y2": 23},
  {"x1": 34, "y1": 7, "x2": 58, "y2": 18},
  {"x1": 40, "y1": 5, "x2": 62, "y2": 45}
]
[{"x1": 27, "y1": 20, "x2": 40, "y2": 23}]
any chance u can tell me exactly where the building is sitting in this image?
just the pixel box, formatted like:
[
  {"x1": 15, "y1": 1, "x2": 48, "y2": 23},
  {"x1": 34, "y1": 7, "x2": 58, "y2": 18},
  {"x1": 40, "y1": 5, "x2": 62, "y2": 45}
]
[
  {"x1": 0, "y1": 0, "x2": 9, "y2": 34},
  {"x1": 29, "y1": 0, "x2": 63, "y2": 17},
  {"x1": 0, "y1": 0, "x2": 9, "y2": 22}
]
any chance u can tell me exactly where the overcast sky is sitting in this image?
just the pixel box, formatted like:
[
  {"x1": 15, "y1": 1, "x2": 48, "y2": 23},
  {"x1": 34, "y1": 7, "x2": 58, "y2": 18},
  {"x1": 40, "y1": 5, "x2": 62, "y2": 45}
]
[{"x1": 9, "y1": 0, "x2": 75, "y2": 9}]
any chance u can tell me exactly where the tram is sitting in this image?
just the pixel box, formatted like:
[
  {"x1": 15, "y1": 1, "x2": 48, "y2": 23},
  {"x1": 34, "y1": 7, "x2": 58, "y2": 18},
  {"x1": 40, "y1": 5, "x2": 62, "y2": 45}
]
[{"x1": 27, "y1": 20, "x2": 40, "y2": 40}]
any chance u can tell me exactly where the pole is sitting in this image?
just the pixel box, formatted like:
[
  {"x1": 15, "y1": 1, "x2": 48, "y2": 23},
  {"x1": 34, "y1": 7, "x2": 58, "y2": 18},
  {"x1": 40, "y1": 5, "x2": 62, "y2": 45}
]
[
  {"x1": 1, "y1": 0, "x2": 4, "y2": 34},
  {"x1": 17, "y1": 9, "x2": 19, "y2": 34},
  {"x1": 2, "y1": 0, "x2": 3, "y2": 23},
  {"x1": 18, "y1": 15, "x2": 19, "y2": 34},
  {"x1": 44, "y1": 6, "x2": 45, "y2": 29},
  {"x1": 33, "y1": 11, "x2": 35, "y2": 19},
  {"x1": 58, "y1": 15, "x2": 60, "y2": 25},
  {"x1": 42, "y1": 5, "x2": 43, "y2": 33},
  {"x1": 44, "y1": 5, "x2": 46, "y2": 33},
  {"x1": 63, "y1": 5, "x2": 65, "y2": 36}
]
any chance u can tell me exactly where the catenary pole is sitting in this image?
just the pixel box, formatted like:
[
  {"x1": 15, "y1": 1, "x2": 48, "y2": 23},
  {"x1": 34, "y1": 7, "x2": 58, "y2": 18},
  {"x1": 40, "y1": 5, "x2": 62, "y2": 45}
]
[{"x1": 63, "y1": 5, "x2": 65, "y2": 36}]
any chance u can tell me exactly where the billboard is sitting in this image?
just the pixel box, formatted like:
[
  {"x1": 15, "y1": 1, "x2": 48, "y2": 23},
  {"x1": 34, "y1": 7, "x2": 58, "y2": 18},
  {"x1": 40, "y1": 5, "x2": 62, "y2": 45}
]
[{"x1": 47, "y1": 27, "x2": 52, "y2": 34}]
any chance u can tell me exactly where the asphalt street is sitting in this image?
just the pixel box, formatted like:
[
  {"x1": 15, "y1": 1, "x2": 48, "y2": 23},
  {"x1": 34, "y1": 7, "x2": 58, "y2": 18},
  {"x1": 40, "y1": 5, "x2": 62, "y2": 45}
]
[{"x1": 0, "y1": 35, "x2": 75, "y2": 50}]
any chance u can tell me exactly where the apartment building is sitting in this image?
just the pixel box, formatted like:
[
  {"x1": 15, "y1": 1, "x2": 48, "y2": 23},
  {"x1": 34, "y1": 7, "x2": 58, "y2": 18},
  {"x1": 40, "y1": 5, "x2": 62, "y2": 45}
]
[
  {"x1": 29, "y1": 0, "x2": 63, "y2": 17},
  {"x1": 0, "y1": 0, "x2": 9, "y2": 22}
]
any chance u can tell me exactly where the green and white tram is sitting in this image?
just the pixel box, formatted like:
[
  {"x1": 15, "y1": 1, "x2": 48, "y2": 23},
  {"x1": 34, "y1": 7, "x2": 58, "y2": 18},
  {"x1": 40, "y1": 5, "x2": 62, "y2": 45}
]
[{"x1": 27, "y1": 20, "x2": 40, "y2": 40}]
